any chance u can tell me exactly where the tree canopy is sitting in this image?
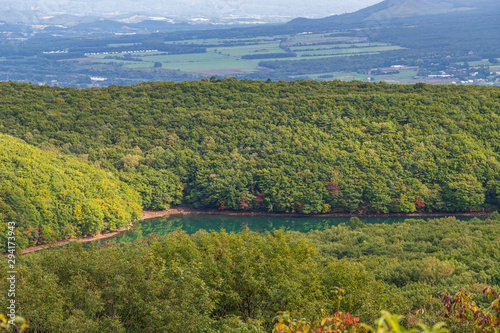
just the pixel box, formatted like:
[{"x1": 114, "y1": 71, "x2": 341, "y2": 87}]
[
  {"x1": 0, "y1": 133, "x2": 141, "y2": 250},
  {"x1": 2, "y1": 214, "x2": 500, "y2": 332},
  {"x1": 1, "y1": 80, "x2": 499, "y2": 216}
]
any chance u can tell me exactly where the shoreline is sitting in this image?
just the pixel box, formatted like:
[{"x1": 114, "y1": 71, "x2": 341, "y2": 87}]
[
  {"x1": 12, "y1": 207, "x2": 493, "y2": 255},
  {"x1": 16, "y1": 208, "x2": 191, "y2": 255},
  {"x1": 140, "y1": 207, "x2": 493, "y2": 219}
]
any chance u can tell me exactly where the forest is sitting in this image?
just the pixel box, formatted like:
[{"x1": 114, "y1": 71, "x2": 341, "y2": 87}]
[
  {"x1": 2, "y1": 214, "x2": 500, "y2": 332},
  {"x1": 0, "y1": 133, "x2": 141, "y2": 251},
  {"x1": 1, "y1": 79, "x2": 500, "y2": 332},
  {"x1": 1, "y1": 79, "x2": 500, "y2": 250}
]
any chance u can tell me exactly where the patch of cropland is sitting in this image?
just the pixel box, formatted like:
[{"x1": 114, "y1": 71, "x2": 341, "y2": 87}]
[{"x1": 1, "y1": 80, "x2": 500, "y2": 219}]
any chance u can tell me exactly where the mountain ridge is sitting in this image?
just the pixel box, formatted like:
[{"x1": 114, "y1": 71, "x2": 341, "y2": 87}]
[{"x1": 288, "y1": 0, "x2": 499, "y2": 28}]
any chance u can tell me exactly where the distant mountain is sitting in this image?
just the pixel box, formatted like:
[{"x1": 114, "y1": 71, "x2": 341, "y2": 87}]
[
  {"x1": 0, "y1": 0, "x2": 381, "y2": 23},
  {"x1": 68, "y1": 19, "x2": 200, "y2": 34},
  {"x1": 0, "y1": 9, "x2": 100, "y2": 26},
  {"x1": 0, "y1": 10, "x2": 233, "y2": 35},
  {"x1": 362, "y1": 0, "x2": 476, "y2": 19},
  {"x1": 0, "y1": 9, "x2": 42, "y2": 24},
  {"x1": 288, "y1": 0, "x2": 500, "y2": 28}
]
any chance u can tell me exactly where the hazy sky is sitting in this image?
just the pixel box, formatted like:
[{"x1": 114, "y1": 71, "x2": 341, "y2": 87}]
[{"x1": 0, "y1": 0, "x2": 383, "y2": 19}]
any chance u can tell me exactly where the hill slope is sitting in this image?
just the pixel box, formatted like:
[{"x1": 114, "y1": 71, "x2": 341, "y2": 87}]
[
  {"x1": 1, "y1": 81, "x2": 500, "y2": 217},
  {"x1": 289, "y1": 0, "x2": 500, "y2": 27},
  {"x1": 0, "y1": 133, "x2": 141, "y2": 251}
]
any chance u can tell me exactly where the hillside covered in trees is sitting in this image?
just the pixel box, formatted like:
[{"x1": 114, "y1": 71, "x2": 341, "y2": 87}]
[
  {"x1": 0, "y1": 133, "x2": 141, "y2": 251},
  {"x1": 1, "y1": 80, "x2": 500, "y2": 220}
]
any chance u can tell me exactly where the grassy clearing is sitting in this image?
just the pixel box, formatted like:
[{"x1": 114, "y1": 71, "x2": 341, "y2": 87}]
[
  {"x1": 294, "y1": 45, "x2": 404, "y2": 56},
  {"x1": 287, "y1": 35, "x2": 367, "y2": 43},
  {"x1": 207, "y1": 43, "x2": 284, "y2": 57},
  {"x1": 87, "y1": 52, "x2": 260, "y2": 71},
  {"x1": 124, "y1": 62, "x2": 155, "y2": 69},
  {"x1": 162, "y1": 60, "x2": 254, "y2": 71},
  {"x1": 267, "y1": 54, "x2": 367, "y2": 62},
  {"x1": 158, "y1": 54, "x2": 259, "y2": 71},
  {"x1": 143, "y1": 53, "x2": 219, "y2": 63},
  {"x1": 108, "y1": 43, "x2": 139, "y2": 47},
  {"x1": 391, "y1": 68, "x2": 419, "y2": 80},
  {"x1": 264, "y1": 53, "x2": 381, "y2": 62},
  {"x1": 468, "y1": 59, "x2": 491, "y2": 65},
  {"x1": 164, "y1": 38, "x2": 227, "y2": 45},
  {"x1": 165, "y1": 36, "x2": 283, "y2": 46},
  {"x1": 286, "y1": 33, "x2": 340, "y2": 42},
  {"x1": 290, "y1": 42, "x2": 391, "y2": 51}
]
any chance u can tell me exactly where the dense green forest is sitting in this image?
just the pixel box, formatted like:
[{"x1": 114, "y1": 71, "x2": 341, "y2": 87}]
[
  {"x1": 1, "y1": 81, "x2": 500, "y2": 223},
  {"x1": 0, "y1": 133, "x2": 141, "y2": 251},
  {"x1": 2, "y1": 214, "x2": 500, "y2": 332}
]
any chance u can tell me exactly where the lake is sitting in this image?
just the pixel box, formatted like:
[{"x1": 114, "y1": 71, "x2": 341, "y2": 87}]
[{"x1": 103, "y1": 214, "x2": 482, "y2": 244}]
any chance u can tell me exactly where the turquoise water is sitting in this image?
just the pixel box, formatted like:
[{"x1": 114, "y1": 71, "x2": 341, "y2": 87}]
[{"x1": 104, "y1": 214, "x2": 481, "y2": 244}]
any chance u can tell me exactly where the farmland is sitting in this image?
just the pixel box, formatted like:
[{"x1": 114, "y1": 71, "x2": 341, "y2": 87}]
[
  {"x1": 80, "y1": 32, "x2": 409, "y2": 77},
  {"x1": 67, "y1": 27, "x2": 499, "y2": 85},
  {"x1": 0, "y1": 5, "x2": 498, "y2": 87}
]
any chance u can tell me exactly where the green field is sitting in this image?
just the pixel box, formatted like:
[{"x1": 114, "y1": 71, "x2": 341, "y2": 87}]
[
  {"x1": 285, "y1": 33, "x2": 365, "y2": 43},
  {"x1": 295, "y1": 45, "x2": 404, "y2": 56},
  {"x1": 303, "y1": 67, "x2": 419, "y2": 83},
  {"x1": 108, "y1": 43, "x2": 139, "y2": 47},
  {"x1": 89, "y1": 52, "x2": 261, "y2": 72},
  {"x1": 160, "y1": 57, "x2": 258, "y2": 71},
  {"x1": 467, "y1": 59, "x2": 491, "y2": 65},
  {"x1": 124, "y1": 62, "x2": 155, "y2": 69},
  {"x1": 290, "y1": 42, "x2": 392, "y2": 51},
  {"x1": 80, "y1": 30, "x2": 424, "y2": 80},
  {"x1": 151, "y1": 53, "x2": 258, "y2": 71},
  {"x1": 207, "y1": 43, "x2": 285, "y2": 57},
  {"x1": 165, "y1": 36, "x2": 284, "y2": 46}
]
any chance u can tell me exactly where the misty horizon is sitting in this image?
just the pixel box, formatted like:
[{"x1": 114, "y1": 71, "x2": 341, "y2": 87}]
[{"x1": 0, "y1": 0, "x2": 383, "y2": 21}]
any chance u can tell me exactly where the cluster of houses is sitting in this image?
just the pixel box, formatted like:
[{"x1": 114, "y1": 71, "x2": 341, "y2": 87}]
[
  {"x1": 42, "y1": 50, "x2": 68, "y2": 54},
  {"x1": 84, "y1": 50, "x2": 158, "y2": 56}
]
